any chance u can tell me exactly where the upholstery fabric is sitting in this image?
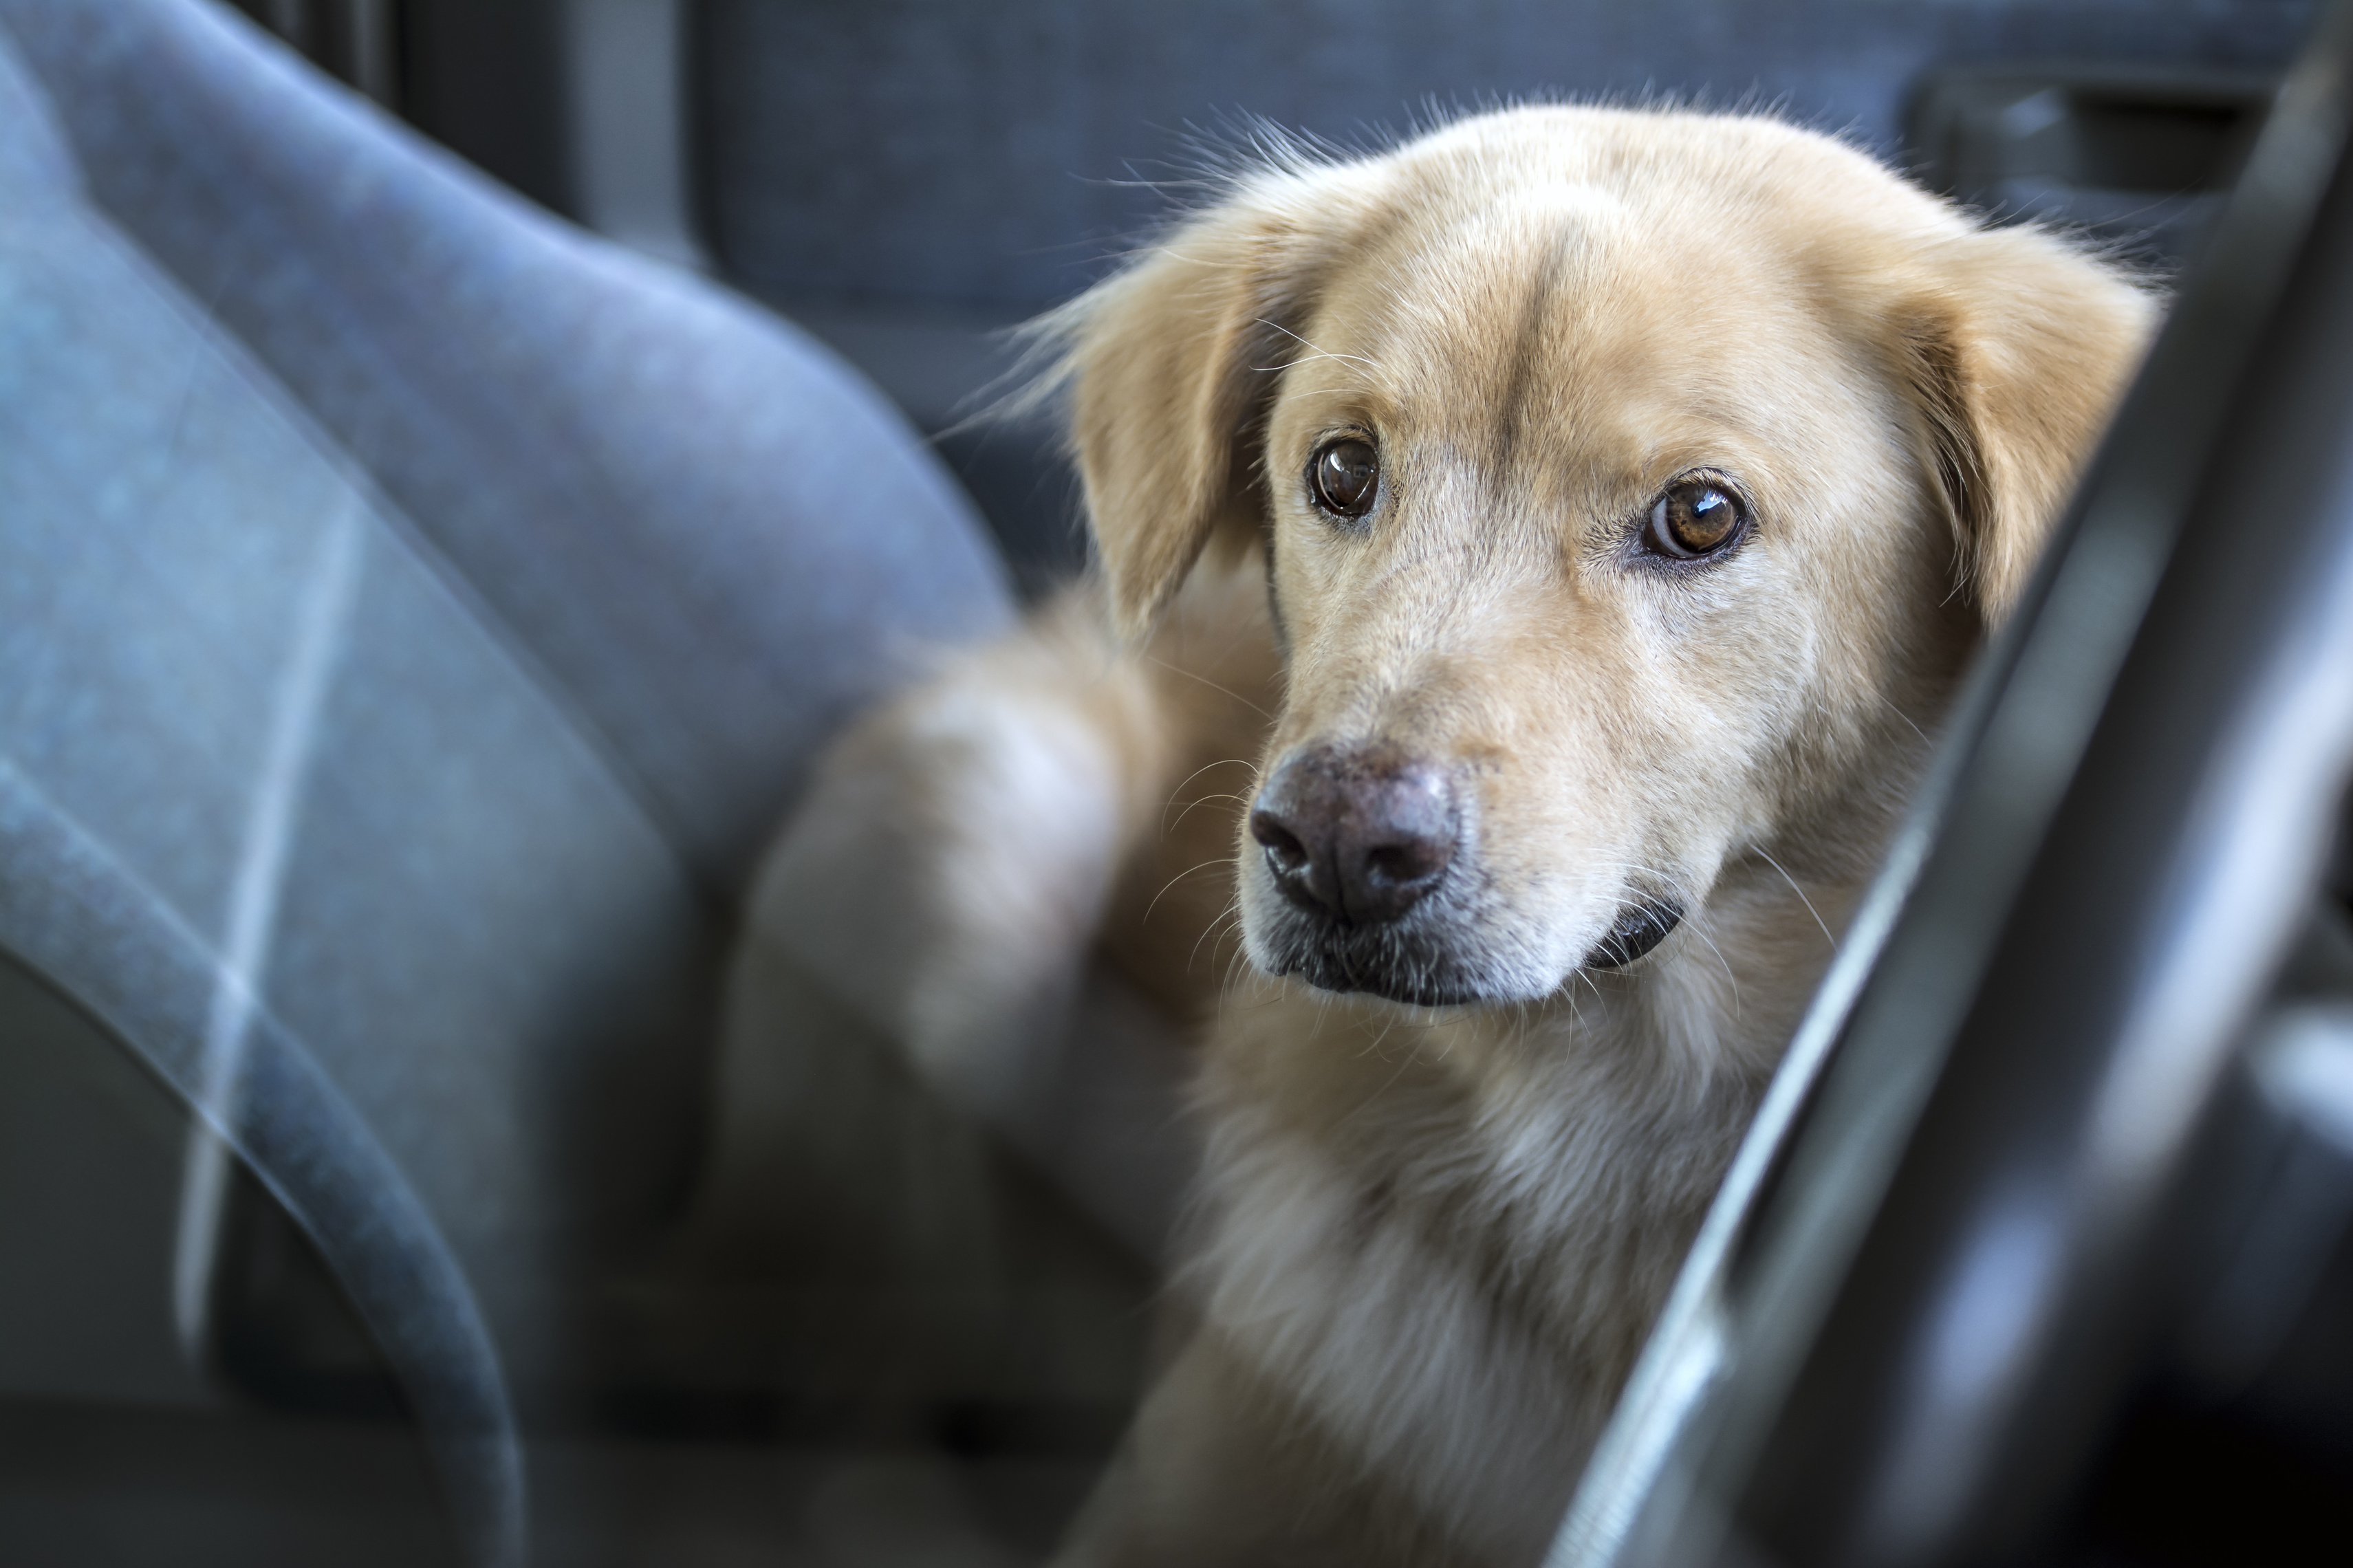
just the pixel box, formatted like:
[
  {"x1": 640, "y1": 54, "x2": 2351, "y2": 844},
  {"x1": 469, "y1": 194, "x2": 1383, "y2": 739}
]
[
  {"x1": 6, "y1": 0, "x2": 1012, "y2": 893},
  {"x1": 704, "y1": 0, "x2": 2315, "y2": 309},
  {"x1": 0, "y1": 1, "x2": 1015, "y2": 1558}
]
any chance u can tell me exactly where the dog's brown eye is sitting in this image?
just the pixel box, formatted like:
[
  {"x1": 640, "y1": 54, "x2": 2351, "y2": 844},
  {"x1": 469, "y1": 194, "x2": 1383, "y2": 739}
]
[
  {"x1": 1309, "y1": 438, "x2": 1380, "y2": 519},
  {"x1": 1645, "y1": 478, "x2": 1744, "y2": 559}
]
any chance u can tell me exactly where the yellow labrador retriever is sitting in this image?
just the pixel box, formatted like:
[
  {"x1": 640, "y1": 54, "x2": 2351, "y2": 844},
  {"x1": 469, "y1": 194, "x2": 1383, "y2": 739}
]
[{"x1": 715, "y1": 105, "x2": 2156, "y2": 1567}]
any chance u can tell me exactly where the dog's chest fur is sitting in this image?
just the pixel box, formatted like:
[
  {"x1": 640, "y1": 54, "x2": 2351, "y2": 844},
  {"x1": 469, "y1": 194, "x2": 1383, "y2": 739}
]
[{"x1": 1173, "y1": 879, "x2": 1836, "y2": 1561}]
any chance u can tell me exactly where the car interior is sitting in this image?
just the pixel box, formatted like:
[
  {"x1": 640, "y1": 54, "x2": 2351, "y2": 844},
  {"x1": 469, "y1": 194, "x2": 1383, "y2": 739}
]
[{"x1": 2, "y1": 2, "x2": 2349, "y2": 1565}]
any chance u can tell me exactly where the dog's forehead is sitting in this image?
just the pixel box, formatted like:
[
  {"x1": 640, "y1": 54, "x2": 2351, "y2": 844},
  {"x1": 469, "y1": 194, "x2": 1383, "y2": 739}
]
[{"x1": 1291, "y1": 166, "x2": 1864, "y2": 499}]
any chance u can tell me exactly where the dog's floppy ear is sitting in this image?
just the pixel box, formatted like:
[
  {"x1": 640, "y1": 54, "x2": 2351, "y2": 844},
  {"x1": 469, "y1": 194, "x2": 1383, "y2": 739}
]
[
  {"x1": 1045, "y1": 168, "x2": 1370, "y2": 637},
  {"x1": 1892, "y1": 226, "x2": 2159, "y2": 625}
]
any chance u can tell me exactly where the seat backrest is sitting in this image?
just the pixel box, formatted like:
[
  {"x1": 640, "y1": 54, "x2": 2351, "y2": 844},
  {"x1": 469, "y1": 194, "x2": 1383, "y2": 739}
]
[{"x1": 0, "y1": 1, "x2": 1013, "y2": 1559}]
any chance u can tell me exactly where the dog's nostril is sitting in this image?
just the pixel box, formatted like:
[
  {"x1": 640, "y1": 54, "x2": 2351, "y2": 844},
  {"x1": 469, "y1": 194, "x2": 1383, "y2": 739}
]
[
  {"x1": 1365, "y1": 837, "x2": 1452, "y2": 888},
  {"x1": 1348, "y1": 823, "x2": 1453, "y2": 924},
  {"x1": 1250, "y1": 809, "x2": 1312, "y2": 875}
]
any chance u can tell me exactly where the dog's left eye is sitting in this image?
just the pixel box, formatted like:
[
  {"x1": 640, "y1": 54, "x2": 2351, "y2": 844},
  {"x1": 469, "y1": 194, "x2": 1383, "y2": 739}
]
[
  {"x1": 1644, "y1": 477, "x2": 1746, "y2": 560},
  {"x1": 1309, "y1": 438, "x2": 1380, "y2": 520}
]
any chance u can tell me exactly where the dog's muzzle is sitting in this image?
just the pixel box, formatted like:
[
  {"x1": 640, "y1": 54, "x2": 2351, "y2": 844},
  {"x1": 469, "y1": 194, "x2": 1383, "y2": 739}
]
[
  {"x1": 1246, "y1": 745, "x2": 1490, "y2": 1005},
  {"x1": 1246, "y1": 746, "x2": 1688, "y2": 1003}
]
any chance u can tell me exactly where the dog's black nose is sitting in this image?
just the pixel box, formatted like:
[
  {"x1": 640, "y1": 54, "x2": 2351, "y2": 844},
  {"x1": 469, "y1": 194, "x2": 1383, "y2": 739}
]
[{"x1": 1249, "y1": 748, "x2": 1457, "y2": 926}]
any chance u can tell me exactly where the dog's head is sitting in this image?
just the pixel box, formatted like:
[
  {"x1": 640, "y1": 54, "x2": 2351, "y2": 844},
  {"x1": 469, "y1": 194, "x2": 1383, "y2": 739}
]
[{"x1": 1055, "y1": 107, "x2": 2155, "y2": 1008}]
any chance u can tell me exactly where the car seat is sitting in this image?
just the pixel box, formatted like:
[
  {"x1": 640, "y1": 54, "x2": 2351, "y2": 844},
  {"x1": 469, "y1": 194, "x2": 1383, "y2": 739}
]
[{"x1": 0, "y1": 1, "x2": 1023, "y2": 1560}]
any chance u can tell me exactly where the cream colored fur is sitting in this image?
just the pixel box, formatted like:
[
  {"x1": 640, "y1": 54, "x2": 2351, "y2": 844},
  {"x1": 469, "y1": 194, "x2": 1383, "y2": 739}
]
[{"x1": 712, "y1": 105, "x2": 2158, "y2": 1566}]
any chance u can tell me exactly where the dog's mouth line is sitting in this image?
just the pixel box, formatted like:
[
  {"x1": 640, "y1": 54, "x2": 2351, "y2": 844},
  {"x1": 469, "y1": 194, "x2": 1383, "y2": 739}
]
[
  {"x1": 1268, "y1": 959, "x2": 1496, "y2": 1010},
  {"x1": 1251, "y1": 890, "x2": 1690, "y2": 1005},
  {"x1": 1577, "y1": 898, "x2": 1685, "y2": 971}
]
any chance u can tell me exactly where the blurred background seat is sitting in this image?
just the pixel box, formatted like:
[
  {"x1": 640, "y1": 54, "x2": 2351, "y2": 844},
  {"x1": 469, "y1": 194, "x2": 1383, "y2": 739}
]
[{"x1": 0, "y1": 1, "x2": 1103, "y2": 1562}]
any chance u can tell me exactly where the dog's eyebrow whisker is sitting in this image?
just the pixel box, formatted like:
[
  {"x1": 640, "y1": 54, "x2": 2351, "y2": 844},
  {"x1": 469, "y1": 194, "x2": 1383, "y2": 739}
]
[
  {"x1": 1246, "y1": 356, "x2": 1375, "y2": 389},
  {"x1": 1252, "y1": 317, "x2": 1388, "y2": 381},
  {"x1": 1246, "y1": 364, "x2": 1350, "y2": 393},
  {"x1": 1753, "y1": 847, "x2": 1837, "y2": 952}
]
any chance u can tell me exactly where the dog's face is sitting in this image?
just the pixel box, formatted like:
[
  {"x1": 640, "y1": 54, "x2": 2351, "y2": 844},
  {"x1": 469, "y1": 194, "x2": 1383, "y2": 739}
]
[{"x1": 1061, "y1": 109, "x2": 2154, "y2": 1008}]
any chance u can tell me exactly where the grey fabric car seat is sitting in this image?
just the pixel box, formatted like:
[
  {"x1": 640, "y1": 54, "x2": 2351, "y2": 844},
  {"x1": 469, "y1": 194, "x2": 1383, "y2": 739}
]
[{"x1": 0, "y1": 1, "x2": 1012, "y2": 1560}]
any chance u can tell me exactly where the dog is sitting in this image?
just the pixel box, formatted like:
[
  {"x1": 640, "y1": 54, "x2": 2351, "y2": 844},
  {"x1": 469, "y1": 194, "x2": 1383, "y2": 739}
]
[{"x1": 708, "y1": 104, "x2": 2156, "y2": 1567}]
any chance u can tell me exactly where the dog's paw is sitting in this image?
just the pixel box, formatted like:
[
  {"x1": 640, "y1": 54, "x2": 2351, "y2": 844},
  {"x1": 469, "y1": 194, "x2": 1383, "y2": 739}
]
[
  {"x1": 700, "y1": 592, "x2": 1209, "y2": 1259},
  {"x1": 748, "y1": 673, "x2": 1133, "y2": 1120}
]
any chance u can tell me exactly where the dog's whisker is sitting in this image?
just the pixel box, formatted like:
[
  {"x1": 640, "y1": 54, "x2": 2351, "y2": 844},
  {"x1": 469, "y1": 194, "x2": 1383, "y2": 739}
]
[
  {"x1": 1873, "y1": 686, "x2": 1933, "y2": 749},
  {"x1": 1142, "y1": 655, "x2": 1275, "y2": 721},
  {"x1": 1688, "y1": 921, "x2": 1742, "y2": 1019},
  {"x1": 1753, "y1": 847, "x2": 1836, "y2": 952},
  {"x1": 1162, "y1": 756, "x2": 1260, "y2": 822},
  {"x1": 1140, "y1": 856, "x2": 1239, "y2": 927},
  {"x1": 1213, "y1": 941, "x2": 1255, "y2": 1018},
  {"x1": 1164, "y1": 791, "x2": 1255, "y2": 834},
  {"x1": 1191, "y1": 902, "x2": 1247, "y2": 974}
]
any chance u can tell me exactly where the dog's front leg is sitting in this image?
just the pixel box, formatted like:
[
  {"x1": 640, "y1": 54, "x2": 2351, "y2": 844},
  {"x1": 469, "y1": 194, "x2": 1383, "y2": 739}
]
[{"x1": 695, "y1": 568, "x2": 1274, "y2": 1257}]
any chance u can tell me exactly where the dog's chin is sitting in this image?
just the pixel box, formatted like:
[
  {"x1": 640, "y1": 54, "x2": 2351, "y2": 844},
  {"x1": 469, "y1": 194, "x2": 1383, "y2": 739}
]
[
  {"x1": 1243, "y1": 908, "x2": 1554, "y2": 1009},
  {"x1": 1275, "y1": 948, "x2": 1499, "y2": 1008},
  {"x1": 1246, "y1": 897, "x2": 1688, "y2": 1008}
]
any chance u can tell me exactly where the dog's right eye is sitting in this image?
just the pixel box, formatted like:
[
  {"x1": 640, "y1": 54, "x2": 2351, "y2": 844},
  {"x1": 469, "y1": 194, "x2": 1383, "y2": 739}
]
[
  {"x1": 1308, "y1": 438, "x2": 1380, "y2": 520},
  {"x1": 1643, "y1": 476, "x2": 1747, "y2": 560}
]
